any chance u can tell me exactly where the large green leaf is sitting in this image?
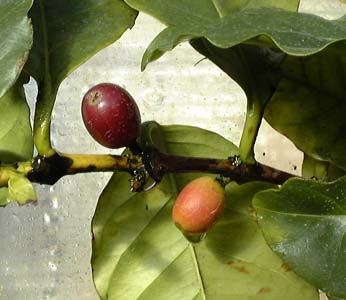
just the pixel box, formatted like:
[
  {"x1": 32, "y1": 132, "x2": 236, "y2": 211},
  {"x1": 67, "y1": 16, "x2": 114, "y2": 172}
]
[
  {"x1": 212, "y1": 0, "x2": 299, "y2": 17},
  {"x1": 122, "y1": 1, "x2": 346, "y2": 70},
  {"x1": 26, "y1": 0, "x2": 137, "y2": 87},
  {"x1": 125, "y1": 0, "x2": 298, "y2": 26},
  {"x1": 91, "y1": 123, "x2": 318, "y2": 300},
  {"x1": 265, "y1": 44, "x2": 346, "y2": 171},
  {"x1": 25, "y1": 0, "x2": 138, "y2": 155},
  {"x1": 0, "y1": 0, "x2": 33, "y2": 98},
  {"x1": 0, "y1": 77, "x2": 33, "y2": 162},
  {"x1": 253, "y1": 177, "x2": 346, "y2": 300}
]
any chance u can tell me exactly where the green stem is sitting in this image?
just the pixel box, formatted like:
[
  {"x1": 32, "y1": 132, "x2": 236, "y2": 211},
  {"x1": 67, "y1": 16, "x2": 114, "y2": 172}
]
[
  {"x1": 33, "y1": 0, "x2": 56, "y2": 157},
  {"x1": 34, "y1": 85, "x2": 57, "y2": 157},
  {"x1": 239, "y1": 98, "x2": 263, "y2": 164}
]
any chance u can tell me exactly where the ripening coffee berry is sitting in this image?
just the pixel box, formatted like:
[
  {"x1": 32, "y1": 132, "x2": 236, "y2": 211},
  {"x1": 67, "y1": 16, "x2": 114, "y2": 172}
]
[
  {"x1": 81, "y1": 83, "x2": 141, "y2": 149},
  {"x1": 172, "y1": 177, "x2": 225, "y2": 236}
]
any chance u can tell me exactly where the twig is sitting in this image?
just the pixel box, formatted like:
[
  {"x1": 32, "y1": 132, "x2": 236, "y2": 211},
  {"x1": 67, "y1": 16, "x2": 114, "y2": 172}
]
[{"x1": 17, "y1": 149, "x2": 298, "y2": 187}]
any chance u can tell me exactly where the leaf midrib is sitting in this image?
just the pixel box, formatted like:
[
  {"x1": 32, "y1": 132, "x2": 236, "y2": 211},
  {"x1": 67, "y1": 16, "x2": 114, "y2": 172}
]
[
  {"x1": 157, "y1": 124, "x2": 207, "y2": 299},
  {"x1": 255, "y1": 205, "x2": 346, "y2": 218},
  {"x1": 189, "y1": 244, "x2": 207, "y2": 300}
]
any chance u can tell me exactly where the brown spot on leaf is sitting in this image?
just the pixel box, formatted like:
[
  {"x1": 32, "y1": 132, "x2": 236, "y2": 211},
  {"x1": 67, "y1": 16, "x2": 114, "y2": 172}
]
[
  {"x1": 227, "y1": 260, "x2": 250, "y2": 274},
  {"x1": 257, "y1": 287, "x2": 271, "y2": 294},
  {"x1": 281, "y1": 262, "x2": 292, "y2": 272}
]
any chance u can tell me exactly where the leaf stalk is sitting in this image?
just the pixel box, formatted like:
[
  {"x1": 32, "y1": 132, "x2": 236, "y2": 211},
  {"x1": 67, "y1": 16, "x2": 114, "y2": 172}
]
[{"x1": 239, "y1": 98, "x2": 263, "y2": 164}]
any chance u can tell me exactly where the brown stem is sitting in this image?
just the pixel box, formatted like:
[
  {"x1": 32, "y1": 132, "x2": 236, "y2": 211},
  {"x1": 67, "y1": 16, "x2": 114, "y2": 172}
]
[
  {"x1": 22, "y1": 150, "x2": 297, "y2": 186},
  {"x1": 27, "y1": 153, "x2": 143, "y2": 184},
  {"x1": 145, "y1": 150, "x2": 296, "y2": 185}
]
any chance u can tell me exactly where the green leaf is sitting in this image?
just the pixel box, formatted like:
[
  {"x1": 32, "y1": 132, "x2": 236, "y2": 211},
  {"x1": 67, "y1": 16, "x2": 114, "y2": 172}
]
[
  {"x1": 26, "y1": 0, "x2": 137, "y2": 87},
  {"x1": 8, "y1": 175, "x2": 36, "y2": 205},
  {"x1": 0, "y1": 78, "x2": 33, "y2": 162},
  {"x1": 0, "y1": 171, "x2": 37, "y2": 207},
  {"x1": 0, "y1": 188, "x2": 10, "y2": 206},
  {"x1": 160, "y1": 123, "x2": 238, "y2": 159},
  {"x1": 25, "y1": 0, "x2": 138, "y2": 155},
  {"x1": 91, "y1": 124, "x2": 318, "y2": 300},
  {"x1": 212, "y1": 0, "x2": 299, "y2": 17},
  {"x1": 124, "y1": 2, "x2": 346, "y2": 70},
  {"x1": 0, "y1": 0, "x2": 33, "y2": 98},
  {"x1": 125, "y1": 0, "x2": 221, "y2": 25},
  {"x1": 265, "y1": 45, "x2": 346, "y2": 171},
  {"x1": 253, "y1": 177, "x2": 346, "y2": 299}
]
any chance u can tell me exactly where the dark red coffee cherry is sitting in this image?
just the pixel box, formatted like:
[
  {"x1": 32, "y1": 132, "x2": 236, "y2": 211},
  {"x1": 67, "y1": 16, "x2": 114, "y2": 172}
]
[{"x1": 81, "y1": 83, "x2": 141, "y2": 149}]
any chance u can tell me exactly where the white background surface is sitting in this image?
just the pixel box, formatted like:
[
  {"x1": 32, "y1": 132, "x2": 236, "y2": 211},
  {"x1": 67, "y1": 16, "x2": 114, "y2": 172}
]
[{"x1": 1, "y1": 1, "x2": 346, "y2": 299}]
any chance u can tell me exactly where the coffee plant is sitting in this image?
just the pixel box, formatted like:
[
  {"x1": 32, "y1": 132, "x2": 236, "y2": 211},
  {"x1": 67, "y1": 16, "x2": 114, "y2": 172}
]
[{"x1": 1, "y1": 1, "x2": 346, "y2": 300}]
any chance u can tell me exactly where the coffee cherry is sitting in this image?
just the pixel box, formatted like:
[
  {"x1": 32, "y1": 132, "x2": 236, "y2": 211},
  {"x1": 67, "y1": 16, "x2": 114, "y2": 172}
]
[
  {"x1": 172, "y1": 177, "x2": 225, "y2": 237},
  {"x1": 81, "y1": 83, "x2": 141, "y2": 149}
]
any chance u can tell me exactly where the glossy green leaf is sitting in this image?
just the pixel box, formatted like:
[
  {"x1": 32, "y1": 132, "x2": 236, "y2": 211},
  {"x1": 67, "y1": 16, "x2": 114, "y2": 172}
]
[
  {"x1": 159, "y1": 123, "x2": 238, "y2": 159},
  {"x1": 0, "y1": 78, "x2": 33, "y2": 162},
  {"x1": 26, "y1": 0, "x2": 137, "y2": 87},
  {"x1": 253, "y1": 177, "x2": 346, "y2": 299},
  {"x1": 123, "y1": 1, "x2": 346, "y2": 70},
  {"x1": 265, "y1": 45, "x2": 346, "y2": 171},
  {"x1": 0, "y1": 0, "x2": 33, "y2": 98},
  {"x1": 125, "y1": 0, "x2": 220, "y2": 26},
  {"x1": 212, "y1": 0, "x2": 299, "y2": 17},
  {"x1": 25, "y1": 0, "x2": 138, "y2": 155},
  {"x1": 91, "y1": 124, "x2": 318, "y2": 300}
]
